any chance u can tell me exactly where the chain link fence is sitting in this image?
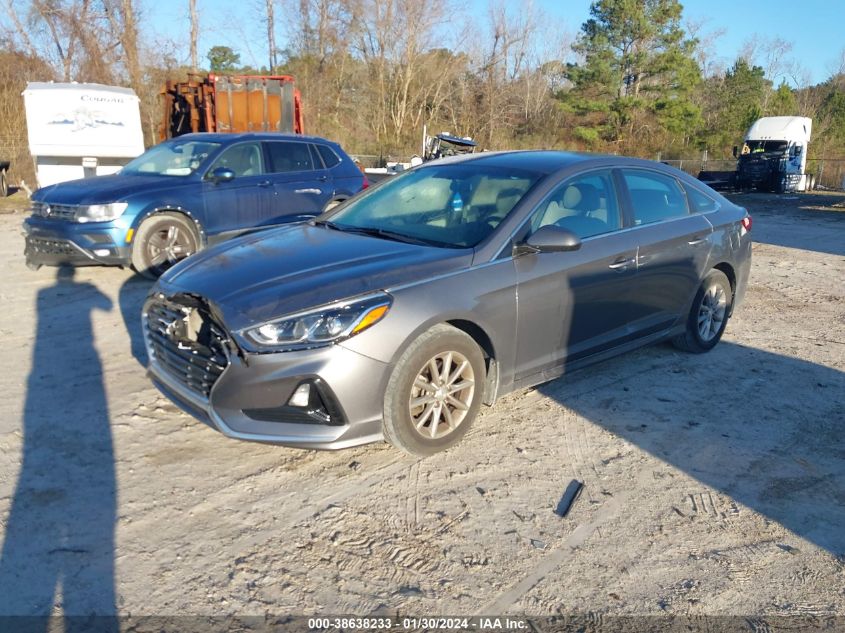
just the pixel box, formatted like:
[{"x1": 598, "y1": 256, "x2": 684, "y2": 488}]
[{"x1": 657, "y1": 153, "x2": 845, "y2": 190}]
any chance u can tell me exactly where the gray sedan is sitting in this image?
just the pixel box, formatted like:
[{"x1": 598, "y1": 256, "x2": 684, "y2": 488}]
[{"x1": 143, "y1": 151, "x2": 751, "y2": 455}]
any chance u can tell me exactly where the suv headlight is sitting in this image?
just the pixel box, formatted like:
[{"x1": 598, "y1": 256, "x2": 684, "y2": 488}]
[
  {"x1": 241, "y1": 292, "x2": 392, "y2": 351},
  {"x1": 76, "y1": 202, "x2": 128, "y2": 223}
]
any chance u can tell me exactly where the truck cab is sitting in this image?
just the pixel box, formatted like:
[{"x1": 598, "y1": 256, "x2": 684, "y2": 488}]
[{"x1": 734, "y1": 116, "x2": 813, "y2": 192}]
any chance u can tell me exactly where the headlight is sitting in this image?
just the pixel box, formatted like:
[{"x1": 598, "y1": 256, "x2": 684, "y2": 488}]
[
  {"x1": 76, "y1": 202, "x2": 128, "y2": 223},
  {"x1": 241, "y1": 292, "x2": 392, "y2": 351}
]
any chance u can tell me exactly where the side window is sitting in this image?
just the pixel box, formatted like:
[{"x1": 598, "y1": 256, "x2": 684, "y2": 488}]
[
  {"x1": 683, "y1": 184, "x2": 719, "y2": 213},
  {"x1": 530, "y1": 170, "x2": 621, "y2": 239},
  {"x1": 316, "y1": 144, "x2": 341, "y2": 168},
  {"x1": 623, "y1": 170, "x2": 689, "y2": 225},
  {"x1": 206, "y1": 142, "x2": 264, "y2": 178},
  {"x1": 266, "y1": 142, "x2": 315, "y2": 173}
]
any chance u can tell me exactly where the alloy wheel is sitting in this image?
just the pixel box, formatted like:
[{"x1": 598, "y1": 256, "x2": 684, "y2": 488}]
[
  {"x1": 408, "y1": 351, "x2": 475, "y2": 440},
  {"x1": 697, "y1": 283, "x2": 727, "y2": 342},
  {"x1": 147, "y1": 223, "x2": 194, "y2": 270}
]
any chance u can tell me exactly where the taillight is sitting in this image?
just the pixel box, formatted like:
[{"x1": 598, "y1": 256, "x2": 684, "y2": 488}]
[
  {"x1": 741, "y1": 215, "x2": 752, "y2": 231},
  {"x1": 362, "y1": 176, "x2": 369, "y2": 190}
]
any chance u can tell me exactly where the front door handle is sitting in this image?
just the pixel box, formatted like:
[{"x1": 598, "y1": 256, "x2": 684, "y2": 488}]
[
  {"x1": 688, "y1": 236, "x2": 707, "y2": 245},
  {"x1": 608, "y1": 257, "x2": 636, "y2": 271},
  {"x1": 257, "y1": 180, "x2": 272, "y2": 187}
]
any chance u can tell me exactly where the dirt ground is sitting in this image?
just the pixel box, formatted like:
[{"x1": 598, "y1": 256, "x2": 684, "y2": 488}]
[{"x1": 0, "y1": 191, "x2": 842, "y2": 621}]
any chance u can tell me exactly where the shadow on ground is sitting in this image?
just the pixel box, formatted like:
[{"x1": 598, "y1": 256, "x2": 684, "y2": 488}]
[
  {"x1": 539, "y1": 341, "x2": 845, "y2": 556},
  {"x1": 0, "y1": 267, "x2": 118, "y2": 630}
]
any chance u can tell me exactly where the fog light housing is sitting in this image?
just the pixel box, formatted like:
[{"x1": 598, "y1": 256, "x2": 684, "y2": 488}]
[
  {"x1": 243, "y1": 379, "x2": 346, "y2": 426},
  {"x1": 288, "y1": 383, "x2": 311, "y2": 407}
]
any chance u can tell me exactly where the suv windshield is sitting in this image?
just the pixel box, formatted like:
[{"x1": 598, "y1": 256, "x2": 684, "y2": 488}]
[
  {"x1": 122, "y1": 140, "x2": 221, "y2": 177},
  {"x1": 322, "y1": 163, "x2": 542, "y2": 248}
]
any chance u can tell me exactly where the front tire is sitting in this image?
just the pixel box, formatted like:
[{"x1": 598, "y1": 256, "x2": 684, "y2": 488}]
[
  {"x1": 131, "y1": 213, "x2": 199, "y2": 279},
  {"x1": 383, "y1": 324, "x2": 485, "y2": 456},
  {"x1": 0, "y1": 170, "x2": 7, "y2": 197},
  {"x1": 672, "y1": 270, "x2": 732, "y2": 353}
]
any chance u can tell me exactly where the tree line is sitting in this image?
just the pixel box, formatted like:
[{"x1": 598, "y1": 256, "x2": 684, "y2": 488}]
[{"x1": 2, "y1": 0, "x2": 845, "y2": 185}]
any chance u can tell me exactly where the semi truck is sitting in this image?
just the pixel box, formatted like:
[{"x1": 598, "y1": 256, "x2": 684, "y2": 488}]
[
  {"x1": 699, "y1": 116, "x2": 814, "y2": 193},
  {"x1": 160, "y1": 74, "x2": 304, "y2": 141}
]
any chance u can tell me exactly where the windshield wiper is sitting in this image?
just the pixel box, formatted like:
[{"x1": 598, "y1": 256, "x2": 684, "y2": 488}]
[{"x1": 314, "y1": 221, "x2": 442, "y2": 247}]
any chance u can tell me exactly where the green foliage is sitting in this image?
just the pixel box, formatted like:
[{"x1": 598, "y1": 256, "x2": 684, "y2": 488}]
[
  {"x1": 207, "y1": 46, "x2": 241, "y2": 73},
  {"x1": 563, "y1": 0, "x2": 702, "y2": 151},
  {"x1": 767, "y1": 82, "x2": 797, "y2": 116}
]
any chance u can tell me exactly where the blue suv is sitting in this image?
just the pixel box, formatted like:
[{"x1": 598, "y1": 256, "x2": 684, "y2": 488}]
[{"x1": 23, "y1": 133, "x2": 366, "y2": 277}]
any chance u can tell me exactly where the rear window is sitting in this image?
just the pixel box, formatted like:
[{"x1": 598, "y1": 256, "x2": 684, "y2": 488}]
[
  {"x1": 266, "y1": 141, "x2": 314, "y2": 173},
  {"x1": 684, "y1": 184, "x2": 719, "y2": 213},
  {"x1": 622, "y1": 170, "x2": 689, "y2": 225},
  {"x1": 316, "y1": 144, "x2": 341, "y2": 168}
]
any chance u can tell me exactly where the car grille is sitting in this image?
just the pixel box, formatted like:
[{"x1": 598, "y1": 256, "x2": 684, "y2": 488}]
[
  {"x1": 26, "y1": 237, "x2": 79, "y2": 256},
  {"x1": 145, "y1": 298, "x2": 229, "y2": 398},
  {"x1": 30, "y1": 201, "x2": 78, "y2": 221}
]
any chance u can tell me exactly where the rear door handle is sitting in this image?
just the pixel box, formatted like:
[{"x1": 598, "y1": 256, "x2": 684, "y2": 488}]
[
  {"x1": 257, "y1": 180, "x2": 272, "y2": 187},
  {"x1": 608, "y1": 257, "x2": 636, "y2": 271},
  {"x1": 688, "y1": 236, "x2": 707, "y2": 245}
]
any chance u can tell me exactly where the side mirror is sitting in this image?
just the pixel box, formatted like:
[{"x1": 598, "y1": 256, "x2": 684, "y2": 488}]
[
  {"x1": 732, "y1": 146, "x2": 738, "y2": 158},
  {"x1": 793, "y1": 145, "x2": 803, "y2": 156},
  {"x1": 518, "y1": 225, "x2": 582, "y2": 254},
  {"x1": 209, "y1": 167, "x2": 235, "y2": 183}
]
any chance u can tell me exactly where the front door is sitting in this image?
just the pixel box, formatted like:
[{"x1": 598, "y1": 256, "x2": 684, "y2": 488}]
[
  {"x1": 202, "y1": 141, "x2": 275, "y2": 239},
  {"x1": 513, "y1": 169, "x2": 638, "y2": 380}
]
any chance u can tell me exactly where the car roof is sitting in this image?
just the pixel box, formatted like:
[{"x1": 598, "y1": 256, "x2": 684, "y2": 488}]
[
  {"x1": 171, "y1": 132, "x2": 338, "y2": 145},
  {"x1": 426, "y1": 150, "x2": 700, "y2": 178}
]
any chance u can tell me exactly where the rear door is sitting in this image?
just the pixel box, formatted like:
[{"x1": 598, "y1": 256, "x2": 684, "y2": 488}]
[
  {"x1": 264, "y1": 140, "x2": 332, "y2": 221},
  {"x1": 201, "y1": 141, "x2": 276, "y2": 239},
  {"x1": 513, "y1": 169, "x2": 639, "y2": 379},
  {"x1": 618, "y1": 168, "x2": 713, "y2": 335}
]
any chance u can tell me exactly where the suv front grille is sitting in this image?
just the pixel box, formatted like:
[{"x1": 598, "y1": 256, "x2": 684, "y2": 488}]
[
  {"x1": 145, "y1": 298, "x2": 229, "y2": 398},
  {"x1": 31, "y1": 201, "x2": 78, "y2": 221}
]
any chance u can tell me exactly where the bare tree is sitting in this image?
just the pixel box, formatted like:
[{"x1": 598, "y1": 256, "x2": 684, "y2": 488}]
[
  {"x1": 189, "y1": 0, "x2": 199, "y2": 71},
  {"x1": 266, "y1": 0, "x2": 277, "y2": 71}
]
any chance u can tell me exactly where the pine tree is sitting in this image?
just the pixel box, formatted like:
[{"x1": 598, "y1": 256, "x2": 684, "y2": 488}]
[{"x1": 563, "y1": 0, "x2": 702, "y2": 151}]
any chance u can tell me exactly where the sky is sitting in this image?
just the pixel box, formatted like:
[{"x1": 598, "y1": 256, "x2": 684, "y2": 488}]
[{"x1": 147, "y1": 0, "x2": 845, "y2": 86}]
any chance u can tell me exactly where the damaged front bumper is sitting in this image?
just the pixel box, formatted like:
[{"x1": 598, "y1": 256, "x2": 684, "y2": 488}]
[{"x1": 143, "y1": 293, "x2": 389, "y2": 450}]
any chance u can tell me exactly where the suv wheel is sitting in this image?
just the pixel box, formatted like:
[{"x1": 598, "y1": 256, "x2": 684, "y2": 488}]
[
  {"x1": 672, "y1": 269, "x2": 733, "y2": 353},
  {"x1": 383, "y1": 324, "x2": 485, "y2": 456},
  {"x1": 131, "y1": 213, "x2": 199, "y2": 279}
]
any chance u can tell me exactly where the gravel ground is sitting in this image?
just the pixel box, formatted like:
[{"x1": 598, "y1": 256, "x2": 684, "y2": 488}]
[{"x1": 0, "y1": 191, "x2": 842, "y2": 621}]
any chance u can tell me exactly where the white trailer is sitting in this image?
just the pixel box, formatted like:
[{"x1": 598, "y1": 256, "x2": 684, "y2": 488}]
[{"x1": 22, "y1": 82, "x2": 145, "y2": 188}]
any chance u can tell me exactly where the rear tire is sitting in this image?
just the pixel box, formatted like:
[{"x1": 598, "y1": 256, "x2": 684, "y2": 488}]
[
  {"x1": 131, "y1": 213, "x2": 199, "y2": 279},
  {"x1": 672, "y1": 270, "x2": 732, "y2": 353},
  {"x1": 383, "y1": 324, "x2": 485, "y2": 456},
  {"x1": 0, "y1": 170, "x2": 7, "y2": 197}
]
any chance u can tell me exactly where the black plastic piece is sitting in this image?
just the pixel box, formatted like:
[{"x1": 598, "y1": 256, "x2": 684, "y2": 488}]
[{"x1": 555, "y1": 479, "x2": 584, "y2": 517}]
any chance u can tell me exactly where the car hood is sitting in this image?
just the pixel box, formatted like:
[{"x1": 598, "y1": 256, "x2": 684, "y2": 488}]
[
  {"x1": 158, "y1": 223, "x2": 473, "y2": 331},
  {"x1": 34, "y1": 174, "x2": 192, "y2": 204}
]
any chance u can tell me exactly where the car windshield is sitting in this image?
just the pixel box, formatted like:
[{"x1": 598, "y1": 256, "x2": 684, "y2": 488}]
[
  {"x1": 322, "y1": 163, "x2": 542, "y2": 248},
  {"x1": 122, "y1": 140, "x2": 221, "y2": 177}
]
